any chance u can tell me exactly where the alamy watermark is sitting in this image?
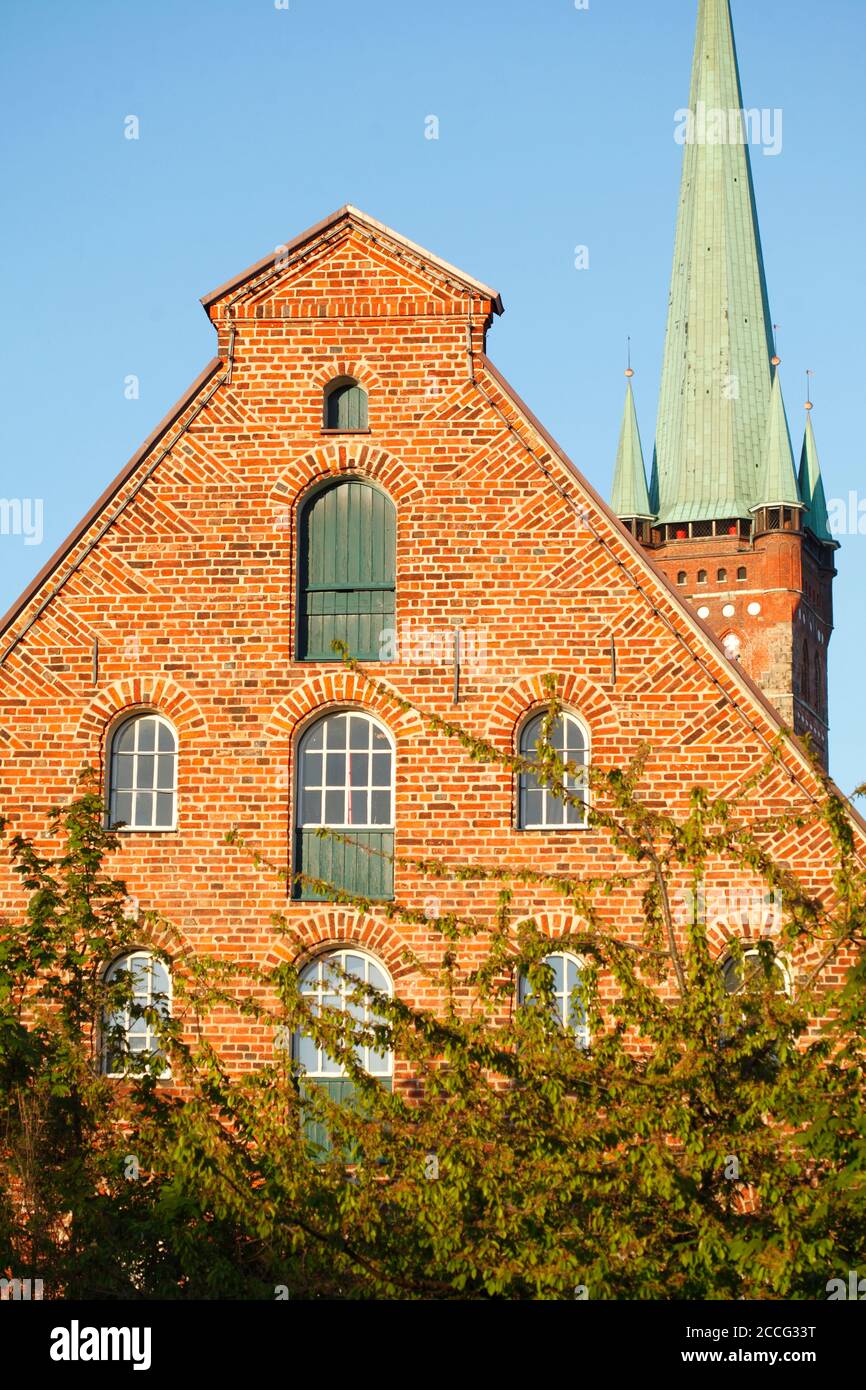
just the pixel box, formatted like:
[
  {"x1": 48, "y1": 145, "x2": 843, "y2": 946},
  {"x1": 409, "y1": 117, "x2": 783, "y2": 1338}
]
[
  {"x1": 675, "y1": 886, "x2": 784, "y2": 934},
  {"x1": 0, "y1": 497, "x2": 43, "y2": 546},
  {"x1": 378, "y1": 623, "x2": 488, "y2": 670},
  {"x1": 826, "y1": 1270, "x2": 866, "y2": 1300},
  {"x1": 1, "y1": 1277, "x2": 43, "y2": 1300},
  {"x1": 827, "y1": 491, "x2": 866, "y2": 537},
  {"x1": 674, "y1": 102, "x2": 783, "y2": 157}
]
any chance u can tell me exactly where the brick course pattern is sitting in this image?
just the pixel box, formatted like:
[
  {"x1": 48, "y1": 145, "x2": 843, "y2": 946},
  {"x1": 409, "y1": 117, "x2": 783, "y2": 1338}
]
[{"x1": 0, "y1": 208, "x2": 860, "y2": 1083}]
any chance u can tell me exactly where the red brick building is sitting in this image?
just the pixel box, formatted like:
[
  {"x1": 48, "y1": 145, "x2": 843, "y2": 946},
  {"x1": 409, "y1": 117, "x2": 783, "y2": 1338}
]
[{"x1": 0, "y1": 0, "x2": 858, "y2": 1086}]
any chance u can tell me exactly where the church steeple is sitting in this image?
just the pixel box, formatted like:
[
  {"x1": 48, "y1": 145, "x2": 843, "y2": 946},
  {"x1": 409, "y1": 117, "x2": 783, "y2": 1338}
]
[
  {"x1": 799, "y1": 411, "x2": 835, "y2": 546},
  {"x1": 614, "y1": 0, "x2": 837, "y2": 770},
  {"x1": 753, "y1": 371, "x2": 802, "y2": 512},
  {"x1": 653, "y1": 0, "x2": 775, "y2": 525},
  {"x1": 612, "y1": 373, "x2": 654, "y2": 527}
]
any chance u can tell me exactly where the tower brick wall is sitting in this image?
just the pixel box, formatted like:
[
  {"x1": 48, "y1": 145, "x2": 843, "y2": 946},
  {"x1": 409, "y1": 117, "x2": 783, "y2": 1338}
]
[{"x1": 651, "y1": 526, "x2": 835, "y2": 765}]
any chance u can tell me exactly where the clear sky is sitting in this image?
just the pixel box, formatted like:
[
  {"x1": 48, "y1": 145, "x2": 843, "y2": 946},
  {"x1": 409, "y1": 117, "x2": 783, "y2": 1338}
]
[{"x1": 0, "y1": 0, "x2": 863, "y2": 791}]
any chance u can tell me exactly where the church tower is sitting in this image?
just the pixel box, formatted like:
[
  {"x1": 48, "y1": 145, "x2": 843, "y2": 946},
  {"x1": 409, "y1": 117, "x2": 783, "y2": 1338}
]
[{"x1": 612, "y1": 0, "x2": 838, "y2": 767}]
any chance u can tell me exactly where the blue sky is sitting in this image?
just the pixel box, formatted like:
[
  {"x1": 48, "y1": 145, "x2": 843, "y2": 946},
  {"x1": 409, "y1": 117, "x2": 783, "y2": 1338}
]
[{"x1": 0, "y1": 0, "x2": 863, "y2": 790}]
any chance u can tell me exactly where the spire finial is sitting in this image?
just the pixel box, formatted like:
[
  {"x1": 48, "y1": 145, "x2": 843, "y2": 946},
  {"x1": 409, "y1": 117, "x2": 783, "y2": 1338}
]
[
  {"x1": 771, "y1": 324, "x2": 781, "y2": 368},
  {"x1": 805, "y1": 369, "x2": 814, "y2": 411},
  {"x1": 625, "y1": 336, "x2": 634, "y2": 378}
]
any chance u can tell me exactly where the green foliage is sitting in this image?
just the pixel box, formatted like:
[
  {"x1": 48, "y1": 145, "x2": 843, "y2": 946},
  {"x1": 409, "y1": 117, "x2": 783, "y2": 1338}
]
[{"x1": 1, "y1": 709, "x2": 865, "y2": 1300}]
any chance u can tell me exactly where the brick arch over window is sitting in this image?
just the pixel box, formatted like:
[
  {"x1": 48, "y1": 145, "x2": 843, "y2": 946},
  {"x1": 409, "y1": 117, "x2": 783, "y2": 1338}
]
[
  {"x1": 262, "y1": 908, "x2": 413, "y2": 985},
  {"x1": 77, "y1": 676, "x2": 207, "y2": 757},
  {"x1": 265, "y1": 671, "x2": 423, "y2": 742},
  {"x1": 270, "y1": 442, "x2": 424, "y2": 513},
  {"x1": 309, "y1": 358, "x2": 383, "y2": 398},
  {"x1": 524, "y1": 910, "x2": 592, "y2": 942},
  {"x1": 485, "y1": 673, "x2": 622, "y2": 759}
]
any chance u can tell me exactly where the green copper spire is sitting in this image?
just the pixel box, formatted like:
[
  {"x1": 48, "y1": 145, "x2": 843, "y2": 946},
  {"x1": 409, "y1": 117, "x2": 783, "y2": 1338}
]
[
  {"x1": 612, "y1": 378, "x2": 654, "y2": 520},
  {"x1": 653, "y1": 0, "x2": 776, "y2": 524},
  {"x1": 752, "y1": 372, "x2": 802, "y2": 511},
  {"x1": 798, "y1": 412, "x2": 835, "y2": 545}
]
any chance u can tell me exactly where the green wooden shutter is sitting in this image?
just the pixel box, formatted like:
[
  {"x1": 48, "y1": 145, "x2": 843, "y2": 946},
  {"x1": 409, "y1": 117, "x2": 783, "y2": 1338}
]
[
  {"x1": 326, "y1": 383, "x2": 368, "y2": 430},
  {"x1": 298, "y1": 480, "x2": 396, "y2": 661},
  {"x1": 295, "y1": 827, "x2": 394, "y2": 901}
]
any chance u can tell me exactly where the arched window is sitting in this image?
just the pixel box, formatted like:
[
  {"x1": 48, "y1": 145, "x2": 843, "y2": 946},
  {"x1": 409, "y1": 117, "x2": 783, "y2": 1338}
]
[
  {"x1": 737, "y1": 566, "x2": 747, "y2": 581},
  {"x1": 801, "y1": 641, "x2": 811, "y2": 705},
  {"x1": 294, "y1": 949, "x2": 393, "y2": 1080},
  {"x1": 721, "y1": 946, "x2": 791, "y2": 998},
  {"x1": 677, "y1": 571, "x2": 687, "y2": 585},
  {"x1": 697, "y1": 569, "x2": 708, "y2": 584},
  {"x1": 324, "y1": 378, "x2": 368, "y2": 431},
  {"x1": 294, "y1": 947, "x2": 393, "y2": 1152},
  {"x1": 518, "y1": 710, "x2": 589, "y2": 829},
  {"x1": 518, "y1": 951, "x2": 590, "y2": 1047},
  {"x1": 297, "y1": 478, "x2": 396, "y2": 661},
  {"x1": 102, "y1": 950, "x2": 171, "y2": 1077},
  {"x1": 717, "y1": 568, "x2": 727, "y2": 583},
  {"x1": 108, "y1": 713, "x2": 177, "y2": 830},
  {"x1": 813, "y1": 651, "x2": 823, "y2": 716},
  {"x1": 295, "y1": 710, "x2": 394, "y2": 900}
]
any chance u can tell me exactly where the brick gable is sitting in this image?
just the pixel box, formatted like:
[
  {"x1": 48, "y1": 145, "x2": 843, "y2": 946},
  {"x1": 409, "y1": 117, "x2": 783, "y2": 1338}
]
[{"x1": 0, "y1": 208, "x2": 860, "y2": 1071}]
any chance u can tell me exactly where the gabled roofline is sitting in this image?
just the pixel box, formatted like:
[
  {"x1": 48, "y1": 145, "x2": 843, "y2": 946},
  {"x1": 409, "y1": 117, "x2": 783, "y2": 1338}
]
[
  {"x1": 0, "y1": 303, "x2": 859, "y2": 841},
  {"x1": 477, "y1": 353, "x2": 866, "y2": 839},
  {"x1": 0, "y1": 358, "x2": 224, "y2": 646},
  {"x1": 199, "y1": 205, "x2": 504, "y2": 315}
]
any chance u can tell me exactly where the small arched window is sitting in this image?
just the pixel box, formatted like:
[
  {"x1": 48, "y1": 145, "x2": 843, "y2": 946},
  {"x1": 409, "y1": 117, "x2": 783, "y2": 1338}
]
[
  {"x1": 717, "y1": 568, "x2": 727, "y2": 583},
  {"x1": 295, "y1": 710, "x2": 394, "y2": 900},
  {"x1": 518, "y1": 711, "x2": 589, "y2": 829},
  {"x1": 697, "y1": 569, "x2": 708, "y2": 584},
  {"x1": 721, "y1": 947, "x2": 791, "y2": 998},
  {"x1": 677, "y1": 571, "x2": 687, "y2": 585},
  {"x1": 518, "y1": 951, "x2": 590, "y2": 1047},
  {"x1": 737, "y1": 566, "x2": 747, "y2": 581},
  {"x1": 109, "y1": 713, "x2": 177, "y2": 830},
  {"x1": 813, "y1": 650, "x2": 823, "y2": 716},
  {"x1": 102, "y1": 950, "x2": 172, "y2": 1077},
  {"x1": 297, "y1": 478, "x2": 396, "y2": 661},
  {"x1": 324, "y1": 378, "x2": 368, "y2": 431}
]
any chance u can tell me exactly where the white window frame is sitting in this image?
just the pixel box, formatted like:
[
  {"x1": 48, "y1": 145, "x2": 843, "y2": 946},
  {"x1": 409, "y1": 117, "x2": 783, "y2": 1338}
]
[
  {"x1": 108, "y1": 712, "x2": 178, "y2": 832},
  {"x1": 296, "y1": 710, "x2": 395, "y2": 833},
  {"x1": 293, "y1": 948, "x2": 394, "y2": 1079},
  {"x1": 518, "y1": 950, "x2": 590, "y2": 1047},
  {"x1": 102, "y1": 949, "x2": 172, "y2": 1079},
  {"x1": 518, "y1": 709, "x2": 590, "y2": 830}
]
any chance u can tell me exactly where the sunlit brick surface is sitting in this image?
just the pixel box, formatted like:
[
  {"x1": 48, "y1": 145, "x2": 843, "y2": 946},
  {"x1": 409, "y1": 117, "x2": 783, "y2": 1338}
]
[{"x1": 0, "y1": 211, "x2": 857, "y2": 1078}]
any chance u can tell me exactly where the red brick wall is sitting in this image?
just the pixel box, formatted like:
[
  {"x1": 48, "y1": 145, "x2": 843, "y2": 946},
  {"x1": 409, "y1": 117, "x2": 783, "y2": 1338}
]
[{"x1": 0, "y1": 214, "x2": 858, "y2": 1080}]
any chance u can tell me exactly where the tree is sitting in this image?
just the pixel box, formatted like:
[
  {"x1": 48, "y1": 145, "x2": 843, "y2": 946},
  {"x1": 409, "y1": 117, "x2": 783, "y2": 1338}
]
[{"x1": 1, "y1": 678, "x2": 865, "y2": 1300}]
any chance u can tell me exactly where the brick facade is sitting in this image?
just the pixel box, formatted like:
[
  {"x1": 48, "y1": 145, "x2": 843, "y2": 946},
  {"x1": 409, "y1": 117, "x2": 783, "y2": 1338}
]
[{"x1": 0, "y1": 207, "x2": 859, "y2": 1081}]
